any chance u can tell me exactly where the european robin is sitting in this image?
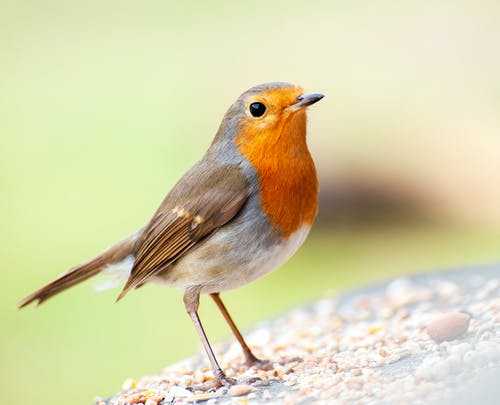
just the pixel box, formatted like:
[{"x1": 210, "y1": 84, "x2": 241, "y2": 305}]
[{"x1": 19, "y1": 82, "x2": 324, "y2": 386}]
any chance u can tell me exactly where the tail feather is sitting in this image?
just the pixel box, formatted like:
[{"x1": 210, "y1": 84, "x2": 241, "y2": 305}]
[{"x1": 18, "y1": 229, "x2": 143, "y2": 308}]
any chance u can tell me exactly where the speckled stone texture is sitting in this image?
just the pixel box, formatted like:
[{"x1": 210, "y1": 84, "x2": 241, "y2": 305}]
[{"x1": 98, "y1": 265, "x2": 500, "y2": 405}]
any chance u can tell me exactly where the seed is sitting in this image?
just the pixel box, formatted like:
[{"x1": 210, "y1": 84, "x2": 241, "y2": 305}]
[
  {"x1": 121, "y1": 378, "x2": 137, "y2": 391},
  {"x1": 228, "y1": 384, "x2": 253, "y2": 396},
  {"x1": 426, "y1": 312, "x2": 471, "y2": 342},
  {"x1": 352, "y1": 368, "x2": 362, "y2": 376}
]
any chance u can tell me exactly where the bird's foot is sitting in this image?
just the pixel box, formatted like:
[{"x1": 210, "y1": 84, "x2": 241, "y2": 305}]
[
  {"x1": 216, "y1": 372, "x2": 237, "y2": 387},
  {"x1": 192, "y1": 370, "x2": 236, "y2": 392},
  {"x1": 245, "y1": 353, "x2": 273, "y2": 370}
]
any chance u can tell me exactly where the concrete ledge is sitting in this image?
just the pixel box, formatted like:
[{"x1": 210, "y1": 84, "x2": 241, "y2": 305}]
[{"x1": 98, "y1": 265, "x2": 500, "y2": 404}]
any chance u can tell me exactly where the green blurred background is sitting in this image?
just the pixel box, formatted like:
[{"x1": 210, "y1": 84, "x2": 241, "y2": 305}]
[{"x1": 1, "y1": 0, "x2": 499, "y2": 403}]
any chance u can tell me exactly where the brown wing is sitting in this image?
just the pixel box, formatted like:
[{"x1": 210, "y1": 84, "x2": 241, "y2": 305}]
[{"x1": 117, "y1": 164, "x2": 250, "y2": 300}]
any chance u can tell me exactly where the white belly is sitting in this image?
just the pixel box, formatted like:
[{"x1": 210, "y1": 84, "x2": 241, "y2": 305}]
[
  {"x1": 204, "y1": 224, "x2": 311, "y2": 293},
  {"x1": 159, "y1": 224, "x2": 311, "y2": 293}
]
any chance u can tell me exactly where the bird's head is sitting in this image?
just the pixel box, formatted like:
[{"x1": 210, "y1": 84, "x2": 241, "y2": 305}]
[
  {"x1": 212, "y1": 82, "x2": 324, "y2": 162},
  {"x1": 234, "y1": 82, "x2": 323, "y2": 145},
  {"x1": 234, "y1": 82, "x2": 323, "y2": 160}
]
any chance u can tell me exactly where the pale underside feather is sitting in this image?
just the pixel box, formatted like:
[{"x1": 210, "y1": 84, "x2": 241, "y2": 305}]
[{"x1": 93, "y1": 255, "x2": 135, "y2": 292}]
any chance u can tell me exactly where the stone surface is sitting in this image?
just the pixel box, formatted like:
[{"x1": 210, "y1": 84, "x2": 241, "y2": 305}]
[{"x1": 98, "y1": 265, "x2": 500, "y2": 405}]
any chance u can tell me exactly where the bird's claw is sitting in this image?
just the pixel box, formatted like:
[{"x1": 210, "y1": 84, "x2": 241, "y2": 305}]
[
  {"x1": 245, "y1": 355, "x2": 273, "y2": 371},
  {"x1": 191, "y1": 374, "x2": 236, "y2": 392},
  {"x1": 218, "y1": 373, "x2": 237, "y2": 387}
]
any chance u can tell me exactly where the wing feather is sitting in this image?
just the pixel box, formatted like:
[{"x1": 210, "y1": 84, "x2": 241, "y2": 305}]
[{"x1": 117, "y1": 164, "x2": 250, "y2": 300}]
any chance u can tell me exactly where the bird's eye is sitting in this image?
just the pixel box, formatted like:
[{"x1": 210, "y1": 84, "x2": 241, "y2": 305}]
[{"x1": 249, "y1": 102, "x2": 266, "y2": 117}]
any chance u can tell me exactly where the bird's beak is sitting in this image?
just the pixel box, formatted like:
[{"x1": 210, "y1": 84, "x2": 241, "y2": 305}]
[{"x1": 288, "y1": 93, "x2": 324, "y2": 112}]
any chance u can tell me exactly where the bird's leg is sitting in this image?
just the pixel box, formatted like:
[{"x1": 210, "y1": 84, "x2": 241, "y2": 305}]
[
  {"x1": 210, "y1": 293, "x2": 271, "y2": 369},
  {"x1": 183, "y1": 288, "x2": 236, "y2": 387}
]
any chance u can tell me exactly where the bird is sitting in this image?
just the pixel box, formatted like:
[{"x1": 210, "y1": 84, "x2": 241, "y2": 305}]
[{"x1": 19, "y1": 82, "x2": 324, "y2": 387}]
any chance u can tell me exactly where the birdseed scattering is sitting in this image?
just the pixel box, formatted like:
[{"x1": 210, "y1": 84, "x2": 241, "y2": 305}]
[{"x1": 98, "y1": 266, "x2": 500, "y2": 404}]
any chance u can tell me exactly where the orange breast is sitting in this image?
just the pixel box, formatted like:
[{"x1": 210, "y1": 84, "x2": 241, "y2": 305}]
[{"x1": 236, "y1": 110, "x2": 318, "y2": 238}]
